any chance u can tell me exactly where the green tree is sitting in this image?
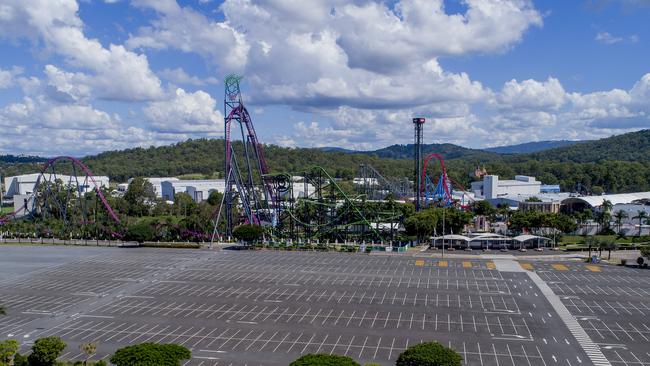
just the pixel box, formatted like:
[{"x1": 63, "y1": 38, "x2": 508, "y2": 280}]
[
  {"x1": 173, "y1": 192, "x2": 198, "y2": 216},
  {"x1": 27, "y1": 336, "x2": 66, "y2": 366},
  {"x1": 232, "y1": 224, "x2": 264, "y2": 243},
  {"x1": 396, "y1": 342, "x2": 462, "y2": 366},
  {"x1": 206, "y1": 190, "x2": 223, "y2": 206},
  {"x1": 0, "y1": 339, "x2": 19, "y2": 366},
  {"x1": 0, "y1": 305, "x2": 5, "y2": 315},
  {"x1": 109, "y1": 343, "x2": 191, "y2": 366},
  {"x1": 124, "y1": 178, "x2": 155, "y2": 217},
  {"x1": 632, "y1": 210, "x2": 648, "y2": 236},
  {"x1": 289, "y1": 354, "x2": 360, "y2": 366},
  {"x1": 404, "y1": 210, "x2": 438, "y2": 241},
  {"x1": 471, "y1": 200, "x2": 496, "y2": 217}
]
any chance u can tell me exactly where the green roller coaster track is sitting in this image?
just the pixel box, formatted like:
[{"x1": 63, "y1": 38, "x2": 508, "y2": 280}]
[{"x1": 279, "y1": 166, "x2": 384, "y2": 240}]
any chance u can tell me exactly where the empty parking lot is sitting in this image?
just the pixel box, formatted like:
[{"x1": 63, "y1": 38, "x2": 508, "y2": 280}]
[{"x1": 1, "y1": 245, "x2": 648, "y2": 365}]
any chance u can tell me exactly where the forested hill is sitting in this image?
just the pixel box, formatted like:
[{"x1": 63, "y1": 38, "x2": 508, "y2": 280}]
[
  {"x1": 520, "y1": 129, "x2": 650, "y2": 163},
  {"x1": 80, "y1": 139, "x2": 413, "y2": 183},
  {"x1": 484, "y1": 140, "x2": 580, "y2": 154},
  {"x1": 2, "y1": 129, "x2": 650, "y2": 193}
]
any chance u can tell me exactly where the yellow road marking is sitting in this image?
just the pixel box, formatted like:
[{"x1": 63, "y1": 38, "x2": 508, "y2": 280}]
[
  {"x1": 520, "y1": 263, "x2": 534, "y2": 271},
  {"x1": 586, "y1": 265, "x2": 601, "y2": 272},
  {"x1": 486, "y1": 262, "x2": 496, "y2": 270},
  {"x1": 415, "y1": 260, "x2": 425, "y2": 267},
  {"x1": 552, "y1": 263, "x2": 569, "y2": 271},
  {"x1": 463, "y1": 261, "x2": 472, "y2": 268},
  {"x1": 438, "y1": 260, "x2": 448, "y2": 267}
]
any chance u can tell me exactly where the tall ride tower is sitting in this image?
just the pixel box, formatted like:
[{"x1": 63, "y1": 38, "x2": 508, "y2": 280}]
[
  {"x1": 413, "y1": 117, "x2": 425, "y2": 211},
  {"x1": 220, "y1": 75, "x2": 273, "y2": 238}
]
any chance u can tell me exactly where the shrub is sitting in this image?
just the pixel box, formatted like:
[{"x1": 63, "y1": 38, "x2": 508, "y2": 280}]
[
  {"x1": 289, "y1": 354, "x2": 360, "y2": 366},
  {"x1": 232, "y1": 225, "x2": 264, "y2": 243},
  {"x1": 109, "y1": 343, "x2": 191, "y2": 366},
  {"x1": 396, "y1": 342, "x2": 462, "y2": 366},
  {"x1": 125, "y1": 222, "x2": 155, "y2": 243},
  {"x1": 641, "y1": 246, "x2": 650, "y2": 259}
]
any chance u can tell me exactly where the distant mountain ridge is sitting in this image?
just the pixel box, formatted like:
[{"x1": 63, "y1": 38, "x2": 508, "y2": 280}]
[
  {"x1": 484, "y1": 140, "x2": 581, "y2": 154},
  {"x1": 319, "y1": 140, "x2": 586, "y2": 159},
  {"x1": 0, "y1": 155, "x2": 48, "y2": 163}
]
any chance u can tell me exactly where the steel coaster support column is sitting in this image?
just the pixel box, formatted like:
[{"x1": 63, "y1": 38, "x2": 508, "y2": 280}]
[{"x1": 413, "y1": 117, "x2": 425, "y2": 211}]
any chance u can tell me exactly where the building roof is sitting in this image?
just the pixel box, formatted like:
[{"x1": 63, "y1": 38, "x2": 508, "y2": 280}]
[
  {"x1": 562, "y1": 192, "x2": 650, "y2": 207},
  {"x1": 429, "y1": 234, "x2": 470, "y2": 241},
  {"x1": 513, "y1": 234, "x2": 550, "y2": 242}
]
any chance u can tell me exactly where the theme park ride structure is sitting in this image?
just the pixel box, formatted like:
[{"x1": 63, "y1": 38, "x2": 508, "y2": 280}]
[
  {"x1": 0, "y1": 156, "x2": 121, "y2": 237},
  {"x1": 421, "y1": 153, "x2": 474, "y2": 209},
  {"x1": 219, "y1": 75, "x2": 274, "y2": 238}
]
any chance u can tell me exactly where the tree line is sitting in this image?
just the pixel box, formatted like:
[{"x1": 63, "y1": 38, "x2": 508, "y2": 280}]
[{"x1": 3, "y1": 129, "x2": 650, "y2": 194}]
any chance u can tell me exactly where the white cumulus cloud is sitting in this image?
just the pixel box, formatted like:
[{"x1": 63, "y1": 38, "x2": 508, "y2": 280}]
[{"x1": 144, "y1": 88, "x2": 224, "y2": 134}]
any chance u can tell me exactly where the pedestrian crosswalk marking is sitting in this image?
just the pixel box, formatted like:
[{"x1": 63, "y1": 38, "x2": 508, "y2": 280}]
[{"x1": 552, "y1": 263, "x2": 569, "y2": 271}]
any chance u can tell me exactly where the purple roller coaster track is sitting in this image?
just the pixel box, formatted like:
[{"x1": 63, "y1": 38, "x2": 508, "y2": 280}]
[
  {"x1": 0, "y1": 156, "x2": 120, "y2": 228},
  {"x1": 219, "y1": 75, "x2": 274, "y2": 237}
]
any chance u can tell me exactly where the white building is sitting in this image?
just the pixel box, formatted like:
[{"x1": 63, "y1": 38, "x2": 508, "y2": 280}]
[
  {"x1": 471, "y1": 175, "x2": 542, "y2": 200},
  {"x1": 4, "y1": 173, "x2": 110, "y2": 198},
  {"x1": 353, "y1": 177, "x2": 379, "y2": 187},
  {"x1": 161, "y1": 179, "x2": 226, "y2": 202},
  {"x1": 127, "y1": 177, "x2": 179, "y2": 199},
  {"x1": 290, "y1": 176, "x2": 315, "y2": 199},
  {"x1": 610, "y1": 203, "x2": 650, "y2": 224}
]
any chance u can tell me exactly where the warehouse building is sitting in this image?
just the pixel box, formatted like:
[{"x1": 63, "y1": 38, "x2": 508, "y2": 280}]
[
  {"x1": 161, "y1": 179, "x2": 226, "y2": 202},
  {"x1": 3, "y1": 173, "x2": 110, "y2": 198}
]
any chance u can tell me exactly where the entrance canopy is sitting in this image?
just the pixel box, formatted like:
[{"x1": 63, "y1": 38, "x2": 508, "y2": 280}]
[{"x1": 513, "y1": 234, "x2": 550, "y2": 242}]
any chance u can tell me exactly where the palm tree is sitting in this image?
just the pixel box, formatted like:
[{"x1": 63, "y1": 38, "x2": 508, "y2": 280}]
[
  {"x1": 613, "y1": 210, "x2": 628, "y2": 234},
  {"x1": 594, "y1": 211, "x2": 610, "y2": 234},
  {"x1": 602, "y1": 199, "x2": 613, "y2": 213},
  {"x1": 582, "y1": 210, "x2": 594, "y2": 234},
  {"x1": 79, "y1": 342, "x2": 97, "y2": 366},
  {"x1": 584, "y1": 236, "x2": 600, "y2": 258},
  {"x1": 601, "y1": 239, "x2": 618, "y2": 260},
  {"x1": 632, "y1": 210, "x2": 648, "y2": 236}
]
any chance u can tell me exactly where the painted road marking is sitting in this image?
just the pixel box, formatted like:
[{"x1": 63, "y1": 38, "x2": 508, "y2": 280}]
[
  {"x1": 462, "y1": 261, "x2": 472, "y2": 268},
  {"x1": 586, "y1": 265, "x2": 601, "y2": 272},
  {"x1": 527, "y1": 271, "x2": 611, "y2": 366},
  {"x1": 415, "y1": 260, "x2": 424, "y2": 267},
  {"x1": 552, "y1": 264, "x2": 569, "y2": 271},
  {"x1": 438, "y1": 261, "x2": 448, "y2": 268},
  {"x1": 520, "y1": 263, "x2": 534, "y2": 271}
]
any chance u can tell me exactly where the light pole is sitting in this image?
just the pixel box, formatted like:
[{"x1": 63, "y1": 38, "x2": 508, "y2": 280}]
[{"x1": 442, "y1": 208, "x2": 446, "y2": 259}]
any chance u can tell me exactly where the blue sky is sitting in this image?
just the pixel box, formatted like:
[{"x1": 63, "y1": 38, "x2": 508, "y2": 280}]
[{"x1": 0, "y1": 0, "x2": 649, "y2": 157}]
